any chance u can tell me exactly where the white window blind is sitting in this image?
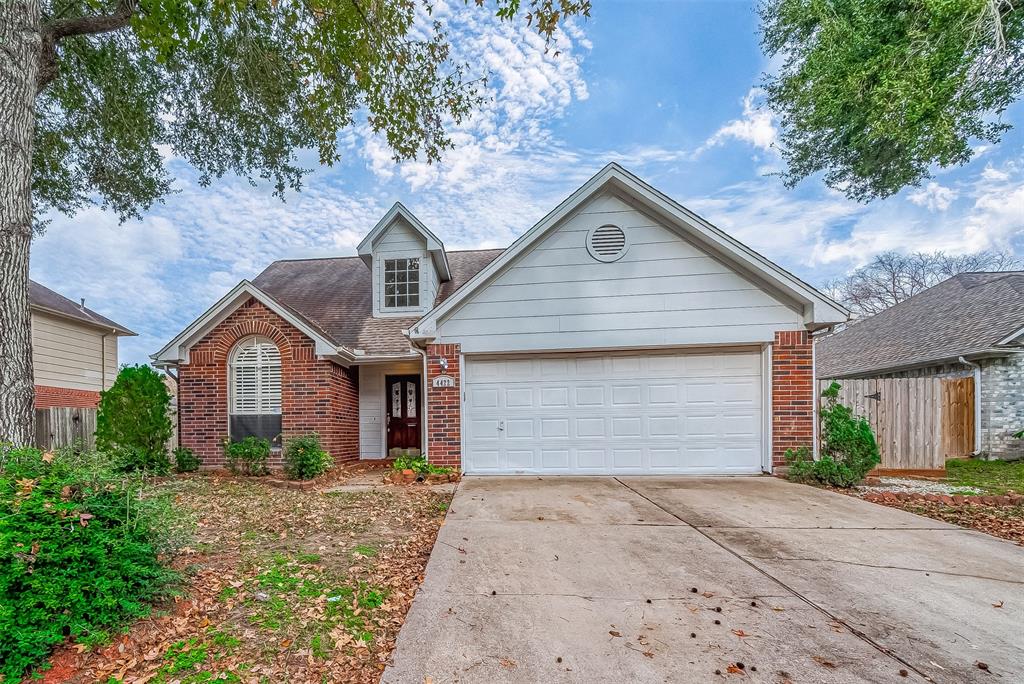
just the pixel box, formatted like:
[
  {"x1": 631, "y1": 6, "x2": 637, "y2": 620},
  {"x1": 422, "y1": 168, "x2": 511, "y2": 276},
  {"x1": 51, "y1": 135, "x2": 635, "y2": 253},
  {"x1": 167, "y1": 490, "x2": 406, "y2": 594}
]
[{"x1": 230, "y1": 338, "x2": 281, "y2": 415}]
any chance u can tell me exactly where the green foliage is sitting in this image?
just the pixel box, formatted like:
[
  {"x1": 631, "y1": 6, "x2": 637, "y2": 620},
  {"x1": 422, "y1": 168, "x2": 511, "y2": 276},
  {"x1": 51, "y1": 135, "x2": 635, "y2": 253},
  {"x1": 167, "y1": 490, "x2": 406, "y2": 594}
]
[
  {"x1": 33, "y1": 0, "x2": 590, "y2": 224},
  {"x1": 391, "y1": 453, "x2": 453, "y2": 475},
  {"x1": 786, "y1": 382, "x2": 881, "y2": 488},
  {"x1": 0, "y1": 446, "x2": 182, "y2": 680},
  {"x1": 96, "y1": 365, "x2": 173, "y2": 473},
  {"x1": 946, "y1": 458, "x2": 1024, "y2": 495},
  {"x1": 761, "y1": 0, "x2": 1024, "y2": 201},
  {"x1": 282, "y1": 433, "x2": 332, "y2": 481},
  {"x1": 173, "y1": 447, "x2": 200, "y2": 473},
  {"x1": 224, "y1": 437, "x2": 270, "y2": 476}
]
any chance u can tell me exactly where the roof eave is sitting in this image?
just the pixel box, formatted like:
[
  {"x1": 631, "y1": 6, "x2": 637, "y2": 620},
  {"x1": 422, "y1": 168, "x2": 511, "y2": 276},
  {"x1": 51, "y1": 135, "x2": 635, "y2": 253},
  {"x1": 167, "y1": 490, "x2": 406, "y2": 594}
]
[
  {"x1": 357, "y1": 202, "x2": 451, "y2": 281},
  {"x1": 410, "y1": 163, "x2": 849, "y2": 336},
  {"x1": 151, "y1": 280, "x2": 337, "y2": 364},
  {"x1": 819, "y1": 347, "x2": 1024, "y2": 379},
  {"x1": 31, "y1": 304, "x2": 136, "y2": 336}
]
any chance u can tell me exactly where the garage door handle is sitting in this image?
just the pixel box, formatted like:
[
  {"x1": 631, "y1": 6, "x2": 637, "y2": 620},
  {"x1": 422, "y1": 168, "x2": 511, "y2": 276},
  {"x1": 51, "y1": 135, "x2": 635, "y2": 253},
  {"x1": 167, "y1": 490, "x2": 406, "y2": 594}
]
[{"x1": 497, "y1": 420, "x2": 505, "y2": 431}]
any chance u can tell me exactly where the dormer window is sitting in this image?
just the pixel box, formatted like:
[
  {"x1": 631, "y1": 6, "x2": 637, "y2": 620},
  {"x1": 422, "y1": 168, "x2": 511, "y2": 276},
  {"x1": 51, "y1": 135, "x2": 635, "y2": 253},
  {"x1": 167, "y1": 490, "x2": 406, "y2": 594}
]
[{"x1": 384, "y1": 258, "x2": 420, "y2": 309}]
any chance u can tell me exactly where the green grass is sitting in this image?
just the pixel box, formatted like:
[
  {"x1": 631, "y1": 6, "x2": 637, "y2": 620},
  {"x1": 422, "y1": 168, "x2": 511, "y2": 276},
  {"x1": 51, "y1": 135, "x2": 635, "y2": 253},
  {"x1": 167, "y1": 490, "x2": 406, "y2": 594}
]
[{"x1": 946, "y1": 458, "x2": 1024, "y2": 495}]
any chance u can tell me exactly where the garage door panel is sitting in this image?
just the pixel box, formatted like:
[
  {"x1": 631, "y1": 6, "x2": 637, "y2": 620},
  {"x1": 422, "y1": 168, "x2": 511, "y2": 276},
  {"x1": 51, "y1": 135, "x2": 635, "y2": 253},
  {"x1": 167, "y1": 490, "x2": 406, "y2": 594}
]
[
  {"x1": 464, "y1": 350, "x2": 763, "y2": 475},
  {"x1": 540, "y1": 387, "x2": 569, "y2": 407}
]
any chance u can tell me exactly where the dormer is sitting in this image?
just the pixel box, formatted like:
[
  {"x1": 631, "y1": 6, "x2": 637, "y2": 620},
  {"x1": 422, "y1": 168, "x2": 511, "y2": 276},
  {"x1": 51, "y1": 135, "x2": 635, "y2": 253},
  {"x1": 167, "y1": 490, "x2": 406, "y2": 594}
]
[{"x1": 358, "y1": 203, "x2": 451, "y2": 318}]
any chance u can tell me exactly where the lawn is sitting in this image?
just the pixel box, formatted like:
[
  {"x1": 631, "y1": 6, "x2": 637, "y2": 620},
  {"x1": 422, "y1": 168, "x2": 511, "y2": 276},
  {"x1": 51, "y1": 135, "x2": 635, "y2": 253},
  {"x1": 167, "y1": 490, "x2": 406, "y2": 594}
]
[
  {"x1": 36, "y1": 475, "x2": 452, "y2": 683},
  {"x1": 945, "y1": 458, "x2": 1024, "y2": 495}
]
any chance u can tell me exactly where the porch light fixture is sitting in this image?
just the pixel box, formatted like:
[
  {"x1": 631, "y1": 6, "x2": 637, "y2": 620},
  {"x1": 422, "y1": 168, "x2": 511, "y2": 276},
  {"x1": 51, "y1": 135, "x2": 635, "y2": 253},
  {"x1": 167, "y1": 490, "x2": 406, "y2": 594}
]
[{"x1": 439, "y1": 356, "x2": 449, "y2": 372}]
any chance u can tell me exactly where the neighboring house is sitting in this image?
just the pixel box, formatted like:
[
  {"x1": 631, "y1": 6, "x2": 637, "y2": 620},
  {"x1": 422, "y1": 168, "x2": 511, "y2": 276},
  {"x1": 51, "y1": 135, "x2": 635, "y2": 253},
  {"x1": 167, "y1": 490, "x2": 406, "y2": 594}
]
[
  {"x1": 153, "y1": 164, "x2": 848, "y2": 474},
  {"x1": 30, "y1": 280, "x2": 136, "y2": 408},
  {"x1": 817, "y1": 272, "x2": 1024, "y2": 460}
]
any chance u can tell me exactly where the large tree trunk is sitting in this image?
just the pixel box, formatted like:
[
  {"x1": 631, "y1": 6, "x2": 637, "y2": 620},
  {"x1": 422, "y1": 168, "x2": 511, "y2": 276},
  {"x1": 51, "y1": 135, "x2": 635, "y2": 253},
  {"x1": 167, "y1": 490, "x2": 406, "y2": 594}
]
[{"x1": 0, "y1": 0, "x2": 41, "y2": 446}]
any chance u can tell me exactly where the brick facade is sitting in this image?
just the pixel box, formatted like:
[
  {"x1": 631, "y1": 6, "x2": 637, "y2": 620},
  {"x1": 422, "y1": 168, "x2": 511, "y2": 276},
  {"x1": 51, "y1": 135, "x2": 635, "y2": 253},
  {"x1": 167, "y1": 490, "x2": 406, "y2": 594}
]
[
  {"x1": 178, "y1": 298, "x2": 359, "y2": 468},
  {"x1": 978, "y1": 354, "x2": 1024, "y2": 460},
  {"x1": 772, "y1": 330, "x2": 814, "y2": 467},
  {"x1": 426, "y1": 343, "x2": 461, "y2": 470},
  {"x1": 34, "y1": 385, "x2": 101, "y2": 409}
]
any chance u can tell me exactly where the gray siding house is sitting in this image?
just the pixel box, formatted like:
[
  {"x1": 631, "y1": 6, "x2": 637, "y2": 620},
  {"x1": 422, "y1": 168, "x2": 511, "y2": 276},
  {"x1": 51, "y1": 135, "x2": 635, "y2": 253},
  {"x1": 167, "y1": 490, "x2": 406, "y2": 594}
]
[{"x1": 817, "y1": 272, "x2": 1024, "y2": 460}]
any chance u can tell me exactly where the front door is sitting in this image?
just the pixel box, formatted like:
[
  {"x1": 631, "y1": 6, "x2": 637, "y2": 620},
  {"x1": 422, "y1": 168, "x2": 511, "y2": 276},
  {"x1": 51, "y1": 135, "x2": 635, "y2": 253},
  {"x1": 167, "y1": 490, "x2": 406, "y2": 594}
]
[{"x1": 386, "y1": 375, "x2": 422, "y2": 452}]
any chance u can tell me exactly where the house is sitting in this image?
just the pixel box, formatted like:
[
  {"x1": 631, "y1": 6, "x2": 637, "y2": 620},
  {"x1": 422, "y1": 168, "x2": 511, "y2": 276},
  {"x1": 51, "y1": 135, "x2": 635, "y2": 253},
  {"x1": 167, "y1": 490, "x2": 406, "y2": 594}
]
[
  {"x1": 153, "y1": 164, "x2": 848, "y2": 474},
  {"x1": 817, "y1": 272, "x2": 1024, "y2": 460},
  {"x1": 30, "y1": 280, "x2": 135, "y2": 409}
]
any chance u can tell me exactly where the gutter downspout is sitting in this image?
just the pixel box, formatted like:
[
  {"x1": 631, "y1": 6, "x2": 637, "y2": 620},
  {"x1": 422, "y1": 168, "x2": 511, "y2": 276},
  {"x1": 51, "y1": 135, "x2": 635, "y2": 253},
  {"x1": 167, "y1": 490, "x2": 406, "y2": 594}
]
[
  {"x1": 958, "y1": 356, "x2": 983, "y2": 455},
  {"x1": 412, "y1": 345, "x2": 429, "y2": 462}
]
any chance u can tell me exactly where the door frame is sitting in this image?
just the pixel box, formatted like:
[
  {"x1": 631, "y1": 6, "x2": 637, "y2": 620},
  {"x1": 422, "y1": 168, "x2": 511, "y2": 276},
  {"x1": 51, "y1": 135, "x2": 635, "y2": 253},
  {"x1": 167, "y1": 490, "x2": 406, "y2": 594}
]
[{"x1": 385, "y1": 373, "x2": 423, "y2": 453}]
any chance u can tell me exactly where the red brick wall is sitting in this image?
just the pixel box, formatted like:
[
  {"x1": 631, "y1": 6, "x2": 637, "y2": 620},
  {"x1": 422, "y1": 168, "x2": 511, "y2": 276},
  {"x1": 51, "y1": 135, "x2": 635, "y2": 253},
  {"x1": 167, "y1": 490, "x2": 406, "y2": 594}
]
[
  {"x1": 178, "y1": 297, "x2": 358, "y2": 468},
  {"x1": 34, "y1": 385, "x2": 101, "y2": 409},
  {"x1": 426, "y1": 343, "x2": 461, "y2": 470},
  {"x1": 772, "y1": 330, "x2": 814, "y2": 467}
]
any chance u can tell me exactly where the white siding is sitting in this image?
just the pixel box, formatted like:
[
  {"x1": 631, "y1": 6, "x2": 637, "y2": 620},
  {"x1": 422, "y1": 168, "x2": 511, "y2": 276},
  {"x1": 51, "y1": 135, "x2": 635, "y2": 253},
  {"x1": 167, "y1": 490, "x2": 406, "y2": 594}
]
[
  {"x1": 358, "y1": 361, "x2": 421, "y2": 458},
  {"x1": 435, "y1": 192, "x2": 805, "y2": 352},
  {"x1": 31, "y1": 311, "x2": 118, "y2": 391},
  {"x1": 371, "y1": 218, "x2": 438, "y2": 318}
]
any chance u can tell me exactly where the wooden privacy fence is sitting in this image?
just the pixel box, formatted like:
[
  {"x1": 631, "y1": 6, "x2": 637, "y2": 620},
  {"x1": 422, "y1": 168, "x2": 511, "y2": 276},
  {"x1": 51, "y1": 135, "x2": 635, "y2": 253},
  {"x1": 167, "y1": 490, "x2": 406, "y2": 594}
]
[
  {"x1": 818, "y1": 377, "x2": 974, "y2": 472},
  {"x1": 35, "y1": 407, "x2": 97, "y2": 451}
]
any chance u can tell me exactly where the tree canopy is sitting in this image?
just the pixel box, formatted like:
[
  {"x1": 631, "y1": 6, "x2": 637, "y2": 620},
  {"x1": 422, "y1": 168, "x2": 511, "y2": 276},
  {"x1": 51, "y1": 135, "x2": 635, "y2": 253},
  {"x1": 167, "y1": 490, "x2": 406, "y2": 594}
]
[
  {"x1": 824, "y1": 249, "x2": 1021, "y2": 317},
  {"x1": 761, "y1": 0, "x2": 1024, "y2": 201},
  {"x1": 32, "y1": 0, "x2": 590, "y2": 223}
]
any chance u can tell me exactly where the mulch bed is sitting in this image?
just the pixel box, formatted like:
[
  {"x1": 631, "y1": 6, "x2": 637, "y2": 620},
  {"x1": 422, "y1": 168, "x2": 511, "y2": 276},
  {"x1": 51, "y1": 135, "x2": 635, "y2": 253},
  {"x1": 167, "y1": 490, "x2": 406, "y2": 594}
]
[
  {"x1": 856, "y1": 491, "x2": 1024, "y2": 546},
  {"x1": 30, "y1": 471, "x2": 453, "y2": 683}
]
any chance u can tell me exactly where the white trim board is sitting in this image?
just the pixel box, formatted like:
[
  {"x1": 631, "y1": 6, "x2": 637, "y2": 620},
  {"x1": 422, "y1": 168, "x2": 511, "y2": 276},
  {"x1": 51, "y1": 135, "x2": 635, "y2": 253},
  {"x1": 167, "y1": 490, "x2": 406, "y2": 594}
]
[
  {"x1": 409, "y1": 163, "x2": 849, "y2": 339},
  {"x1": 151, "y1": 280, "x2": 338, "y2": 365}
]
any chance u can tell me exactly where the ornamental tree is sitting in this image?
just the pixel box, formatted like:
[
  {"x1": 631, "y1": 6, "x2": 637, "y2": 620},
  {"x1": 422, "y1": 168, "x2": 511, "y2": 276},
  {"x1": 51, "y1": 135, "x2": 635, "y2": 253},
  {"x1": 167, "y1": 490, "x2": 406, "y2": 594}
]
[
  {"x1": 0, "y1": 0, "x2": 590, "y2": 445},
  {"x1": 761, "y1": 0, "x2": 1024, "y2": 201}
]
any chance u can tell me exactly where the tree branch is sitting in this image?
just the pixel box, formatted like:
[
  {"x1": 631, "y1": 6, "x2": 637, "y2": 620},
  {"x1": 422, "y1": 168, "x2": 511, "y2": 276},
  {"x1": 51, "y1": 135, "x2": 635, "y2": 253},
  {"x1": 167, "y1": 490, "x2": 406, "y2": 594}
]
[{"x1": 37, "y1": 0, "x2": 137, "y2": 93}]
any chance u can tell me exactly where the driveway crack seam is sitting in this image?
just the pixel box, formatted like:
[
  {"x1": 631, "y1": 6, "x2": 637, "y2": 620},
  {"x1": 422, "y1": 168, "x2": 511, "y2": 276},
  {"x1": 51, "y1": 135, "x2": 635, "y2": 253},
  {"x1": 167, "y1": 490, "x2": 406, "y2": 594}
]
[
  {"x1": 746, "y1": 556, "x2": 1024, "y2": 585},
  {"x1": 612, "y1": 477, "x2": 935, "y2": 682}
]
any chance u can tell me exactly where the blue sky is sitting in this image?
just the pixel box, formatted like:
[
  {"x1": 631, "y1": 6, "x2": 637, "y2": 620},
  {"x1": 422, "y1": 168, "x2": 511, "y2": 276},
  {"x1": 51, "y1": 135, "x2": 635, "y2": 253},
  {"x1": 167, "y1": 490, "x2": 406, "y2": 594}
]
[{"x1": 31, "y1": 0, "x2": 1024, "y2": 366}]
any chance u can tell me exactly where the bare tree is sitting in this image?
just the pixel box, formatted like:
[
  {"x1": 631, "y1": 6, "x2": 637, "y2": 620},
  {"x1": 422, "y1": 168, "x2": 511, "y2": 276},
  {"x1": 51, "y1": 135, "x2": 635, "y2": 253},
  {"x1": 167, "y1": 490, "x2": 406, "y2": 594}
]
[{"x1": 824, "y1": 250, "x2": 1021, "y2": 318}]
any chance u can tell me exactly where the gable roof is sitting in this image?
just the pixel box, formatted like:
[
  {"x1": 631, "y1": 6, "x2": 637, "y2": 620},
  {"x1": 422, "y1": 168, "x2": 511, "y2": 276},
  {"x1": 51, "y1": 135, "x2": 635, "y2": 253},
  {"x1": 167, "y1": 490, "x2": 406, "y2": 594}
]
[
  {"x1": 29, "y1": 280, "x2": 135, "y2": 335},
  {"x1": 152, "y1": 250, "x2": 503, "y2": 364},
  {"x1": 817, "y1": 272, "x2": 1024, "y2": 378},
  {"x1": 408, "y1": 163, "x2": 849, "y2": 338},
  {"x1": 357, "y1": 203, "x2": 451, "y2": 280}
]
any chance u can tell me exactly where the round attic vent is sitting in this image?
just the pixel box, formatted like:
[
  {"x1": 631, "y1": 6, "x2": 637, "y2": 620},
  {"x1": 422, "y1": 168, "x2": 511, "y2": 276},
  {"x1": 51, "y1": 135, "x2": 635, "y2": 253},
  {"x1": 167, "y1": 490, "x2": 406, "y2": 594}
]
[{"x1": 586, "y1": 224, "x2": 628, "y2": 262}]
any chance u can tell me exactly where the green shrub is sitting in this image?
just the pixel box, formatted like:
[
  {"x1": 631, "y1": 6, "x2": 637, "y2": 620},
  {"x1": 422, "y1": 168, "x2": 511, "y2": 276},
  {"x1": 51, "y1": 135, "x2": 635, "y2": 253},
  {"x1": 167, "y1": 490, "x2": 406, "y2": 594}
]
[
  {"x1": 0, "y1": 445, "x2": 182, "y2": 680},
  {"x1": 282, "y1": 434, "x2": 332, "y2": 480},
  {"x1": 786, "y1": 382, "x2": 881, "y2": 488},
  {"x1": 391, "y1": 453, "x2": 453, "y2": 475},
  {"x1": 224, "y1": 437, "x2": 270, "y2": 476},
  {"x1": 95, "y1": 365, "x2": 174, "y2": 473},
  {"x1": 173, "y1": 447, "x2": 200, "y2": 473}
]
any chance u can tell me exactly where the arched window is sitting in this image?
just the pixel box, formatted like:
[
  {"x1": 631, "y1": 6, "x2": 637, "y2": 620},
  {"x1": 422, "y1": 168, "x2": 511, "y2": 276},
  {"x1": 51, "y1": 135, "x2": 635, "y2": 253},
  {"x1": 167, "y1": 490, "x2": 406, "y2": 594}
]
[{"x1": 229, "y1": 337, "x2": 282, "y2": 444}]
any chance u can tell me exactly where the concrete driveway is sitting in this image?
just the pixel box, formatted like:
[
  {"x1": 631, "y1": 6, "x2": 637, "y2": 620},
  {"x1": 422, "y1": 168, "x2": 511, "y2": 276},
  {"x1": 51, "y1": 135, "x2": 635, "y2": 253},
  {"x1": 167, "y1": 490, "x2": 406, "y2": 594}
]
[{"x1": 384, "y1": 477, "x2": 1024, "y2": 683}]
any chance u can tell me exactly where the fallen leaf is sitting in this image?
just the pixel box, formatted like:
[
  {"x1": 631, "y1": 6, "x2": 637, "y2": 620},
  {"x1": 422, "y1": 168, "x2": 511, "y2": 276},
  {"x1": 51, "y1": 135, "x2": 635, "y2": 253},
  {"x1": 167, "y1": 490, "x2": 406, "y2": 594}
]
[
  {"x1": 992, "y1": 601, "x2": 1003, "y2": 608},
  {"x1": 609, "y1": 630, "x2": 622, "y2": 638},
  {"x1": 731, "y1": 629, "x2": 750, "y2": 638}
]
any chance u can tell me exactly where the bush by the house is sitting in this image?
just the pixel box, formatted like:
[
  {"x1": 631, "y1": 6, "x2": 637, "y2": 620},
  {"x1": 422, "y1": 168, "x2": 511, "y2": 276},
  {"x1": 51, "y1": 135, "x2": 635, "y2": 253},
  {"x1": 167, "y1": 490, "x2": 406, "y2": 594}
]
[
  {"x1": 0, "y1": 445, "x2": 183, "y2": 681},
  {"x1": 283, "y1": 434, "x2": 332, "y2": 480},
  {"x1": 786, "y1": 381, "x2": 881, "y2": 488},
  {"x1": 224, "y1": 437, "x2": 270, "y2": 476},
  {"x1": 173, "y1": 447, "x2": 200, "y2": 473},
  {"x1": 95, "y1": 365, "x2": 174, "y2": 473},
  {"x1": 391, "y1": 453, "x2": 453, "y2": 475}
]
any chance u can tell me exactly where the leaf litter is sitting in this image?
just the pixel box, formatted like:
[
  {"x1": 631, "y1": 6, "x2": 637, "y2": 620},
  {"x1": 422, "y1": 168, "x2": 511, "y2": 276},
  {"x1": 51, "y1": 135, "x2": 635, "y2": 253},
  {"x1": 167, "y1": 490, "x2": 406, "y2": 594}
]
[{"x1": 34, "y1": 472, "x2": 452, "y2": 683}]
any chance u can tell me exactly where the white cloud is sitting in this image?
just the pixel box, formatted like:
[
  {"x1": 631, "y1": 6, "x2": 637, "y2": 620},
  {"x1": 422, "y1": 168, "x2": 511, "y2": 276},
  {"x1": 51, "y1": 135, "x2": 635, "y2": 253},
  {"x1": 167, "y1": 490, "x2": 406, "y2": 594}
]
[
  {"x1": 907, "y1": 182, "x2": 958, "y2": 211},
  {"x1": 700, "y1": 88, "x2": 778, "y2": 153}
]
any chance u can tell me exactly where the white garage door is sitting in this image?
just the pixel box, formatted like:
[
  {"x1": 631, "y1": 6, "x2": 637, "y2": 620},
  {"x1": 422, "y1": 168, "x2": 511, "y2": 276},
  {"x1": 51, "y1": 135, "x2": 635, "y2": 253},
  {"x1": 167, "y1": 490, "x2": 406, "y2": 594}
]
[{"x1": 463, "y1": 350, "x2": 764, "y2": 475}]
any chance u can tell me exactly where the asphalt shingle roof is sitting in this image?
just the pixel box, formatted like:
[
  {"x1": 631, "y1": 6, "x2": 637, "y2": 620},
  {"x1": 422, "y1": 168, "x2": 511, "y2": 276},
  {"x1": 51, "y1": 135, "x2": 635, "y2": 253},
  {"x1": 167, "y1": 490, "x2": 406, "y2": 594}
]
[
  {"x1": 816, "y1": 272, "x2": 1024, "y2": 378},
  {"x1": 252, "y1": 249, "x2": 503, "y2": 356},
  {"x1": 29, "y1": 280, "x2": 135, "y2": 335}
]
